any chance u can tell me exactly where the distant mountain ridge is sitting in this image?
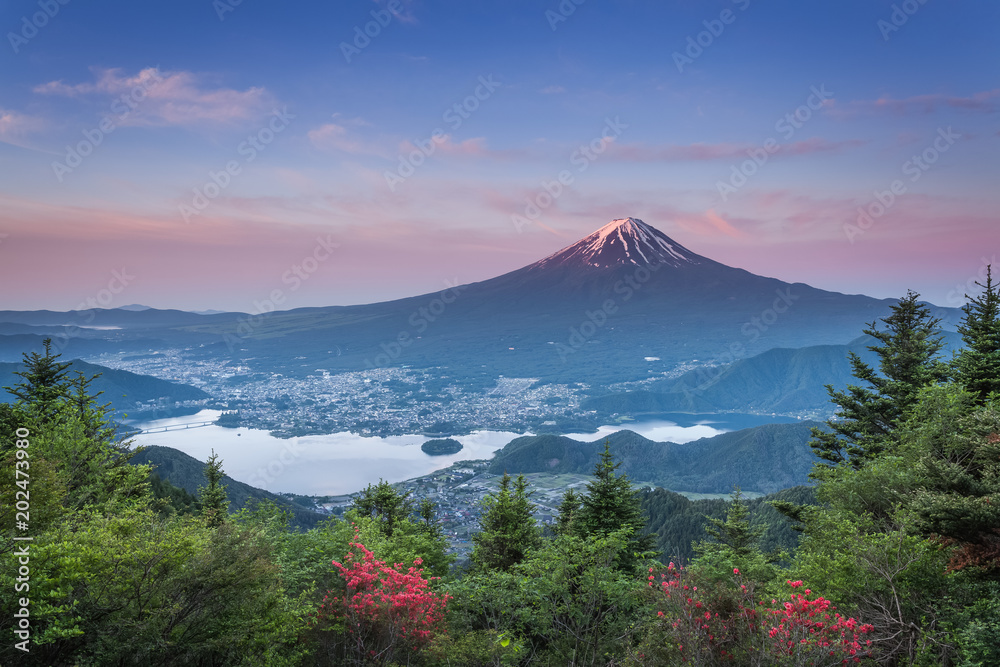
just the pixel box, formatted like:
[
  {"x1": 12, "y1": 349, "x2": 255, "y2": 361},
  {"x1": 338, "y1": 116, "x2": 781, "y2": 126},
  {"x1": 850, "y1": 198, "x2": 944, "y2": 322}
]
[
  {"x1": 188, "y1": 217, "x2": 956, "y2": 385},
  {"x1": 0, "y1": 218, "x2": 963, "y2": 387},
  {"x1": 488, "y1": 421, "x2": 821, "y2": 494},
  {"x1": 583, "y1": 330, "x2": 965, "y2": 417},
  {"x1": 0, "y1": 358, "x2": 208, "y2": 414}
]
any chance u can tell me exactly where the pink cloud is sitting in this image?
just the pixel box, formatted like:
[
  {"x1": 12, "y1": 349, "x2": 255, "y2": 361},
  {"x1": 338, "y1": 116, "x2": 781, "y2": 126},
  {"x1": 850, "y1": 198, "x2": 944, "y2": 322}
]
[
  {"x1": 422, "y1": 135, "x2": 489, "y2": 156},
  {"x1": 703, "y1": 209, "x2": 744, "y2": 238},
  {"x1": 2, "y1": 171, "x2": 994, "y2": 311},
  {"x1": 397, "y1": 134, "x2": 524, "y2": 159},
  {"x1": 308, "y1": 123, "x2": 387, "y2": 156},
  {"x1": 828, "y1": 89, "x2": 1000, "y2": 118},
  {"x1": 781, "y1": 138, "x2": 865, "y2": 155},
  {"x1": 606, "y1": 140, "x2": 747, "y2": 162},
  {"x1": 34, "y1": 67, "x2": 273, "y2": 126},
  {"x1": 603, "y1": 138, "x2": 863, "y2": 162}
]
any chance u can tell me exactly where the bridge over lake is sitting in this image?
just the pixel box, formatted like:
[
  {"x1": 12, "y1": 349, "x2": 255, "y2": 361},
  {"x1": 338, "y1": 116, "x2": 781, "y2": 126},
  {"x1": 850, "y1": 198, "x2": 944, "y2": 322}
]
[{"x1": 134, "y1": 420, "x2": 216, "y2": 435}]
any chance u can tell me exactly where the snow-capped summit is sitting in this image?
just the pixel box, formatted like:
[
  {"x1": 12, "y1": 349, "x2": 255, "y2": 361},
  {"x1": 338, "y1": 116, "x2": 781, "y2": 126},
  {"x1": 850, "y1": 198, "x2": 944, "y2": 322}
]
[{"x1": 534, "y1": 217, "x2": 703, "y2": 270}]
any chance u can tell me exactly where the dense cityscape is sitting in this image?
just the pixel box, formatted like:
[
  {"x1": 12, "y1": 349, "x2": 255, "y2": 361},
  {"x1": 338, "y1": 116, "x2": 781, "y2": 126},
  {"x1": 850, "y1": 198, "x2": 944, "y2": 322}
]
[{"x1": 87, "y1": 345, "x2": 775, "y2": 438}]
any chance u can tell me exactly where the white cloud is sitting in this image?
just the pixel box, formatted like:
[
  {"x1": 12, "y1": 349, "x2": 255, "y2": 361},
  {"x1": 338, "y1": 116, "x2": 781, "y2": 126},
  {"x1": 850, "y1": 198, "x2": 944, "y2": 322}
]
[
  {"x1": 308, "y1": 122, "x2": 387, "y2": 156},
  {"x1": 0, "y1": 108, "x2": 47, "y2": 148},
  {"x1": 34, "y1": 67, "x2": 274, "y2": 126}
]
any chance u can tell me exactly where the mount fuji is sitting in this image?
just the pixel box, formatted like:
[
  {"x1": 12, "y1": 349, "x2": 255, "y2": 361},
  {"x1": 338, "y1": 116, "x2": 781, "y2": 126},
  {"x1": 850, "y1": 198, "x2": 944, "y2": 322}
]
[
  {"x1": 0, "y1": 218, "x2": 959, "y2": 387},
  {"x1": 532, "y1": 217, "x2": 703, "y2": 270},
  {"x1": 189, "y1": 216, "x2": 954, "y2": 385}
]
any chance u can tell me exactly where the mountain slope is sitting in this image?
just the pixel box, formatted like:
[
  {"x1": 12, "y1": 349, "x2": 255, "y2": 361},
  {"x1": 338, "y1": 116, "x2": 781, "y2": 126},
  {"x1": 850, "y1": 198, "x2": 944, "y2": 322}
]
[
  {"x1": 179, "y1": 217, "x2": 950, "y2": 385},
  {"x1": 0, "y1": 218, "x2": 963, "y2": 387},
  {"x1": 487, "y1": 421, "x2": 820, "y2": 493},
  {"x1": 531, "y1": 217, "x2": 705, "y2": 270},
  {"x1": 131, "y1": 445, "x2": 322, "y2": 528},
  {"x1": 583, "y1": 330, "x2": 965, "y2": 417},
  {"x1": 0, "y1": 358, "x2": 209, "y2": 412}
]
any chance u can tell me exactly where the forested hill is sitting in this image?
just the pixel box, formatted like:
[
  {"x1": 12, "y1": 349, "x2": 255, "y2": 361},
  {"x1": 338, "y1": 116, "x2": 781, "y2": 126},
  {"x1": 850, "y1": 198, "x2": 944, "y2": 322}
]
[
  {"x1": 582, "y1": 331, "x2": 964, "y2": 417},
  {"x1": 640, "y1": 485, "x2": 817, "y2": 563},
  {"x1": 0, "y1": 358, "x2": 209, "y2": 412},
  {"x1": 488, "y1": 421, "x2": 820, "y2": 493},
  {"x1": 132, "y1": 445, "x2": 322, "y2": 529}
]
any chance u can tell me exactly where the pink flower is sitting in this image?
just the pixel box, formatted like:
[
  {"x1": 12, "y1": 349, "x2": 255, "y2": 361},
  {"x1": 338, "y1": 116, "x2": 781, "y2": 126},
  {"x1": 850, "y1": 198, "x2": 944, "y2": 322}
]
[{"x1": 733, "y1": 567, "x2": 740, "y2": 574}]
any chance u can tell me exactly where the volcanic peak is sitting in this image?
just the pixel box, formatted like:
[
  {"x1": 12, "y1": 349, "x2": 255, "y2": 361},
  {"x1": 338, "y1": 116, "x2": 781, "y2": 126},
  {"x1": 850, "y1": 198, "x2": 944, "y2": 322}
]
[{"x1": 534, "y1": 217, "x2": 702, "y2": 270}]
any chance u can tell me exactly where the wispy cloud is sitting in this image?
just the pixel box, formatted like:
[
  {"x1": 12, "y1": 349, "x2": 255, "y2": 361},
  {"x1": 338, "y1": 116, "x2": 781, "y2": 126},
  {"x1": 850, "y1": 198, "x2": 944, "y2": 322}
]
[
  {"x1": 308, "y1": 122, "x2": 387, "y2": 156},
  {"x1": 603, "y1": 137, "x2": 863, "y2": 162},
  {"x1": 781, "y1": 138, "x2": 865, "y2": 155},
  {"x1": 375, "y1": 0, "x2": 419, "y2": 24},
  {"x1": 703, "y1": 208, "x2": 744, "y2": 238},
  {"x1": 309, "y1": 118, "x2": 511, "y2": 161},
  {"x1": 398, "y1": 135, "x2": 495, "y2": 157},
  {"x1": 829, "y1": 89, "x2": 1000, "y2": 118},
  {"x1": 34, "y1": 67, "x2": 274, "y2": 126},
  {"x1": 0, "y1": 108, "x2": 47, "y2": 148}
]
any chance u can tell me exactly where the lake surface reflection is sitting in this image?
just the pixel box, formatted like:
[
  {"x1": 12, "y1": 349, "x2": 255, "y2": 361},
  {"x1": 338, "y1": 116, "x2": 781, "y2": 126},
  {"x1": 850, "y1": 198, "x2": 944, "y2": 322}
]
[{"x1": 132, "y1": 410, "x2": 736, "y2": 495}]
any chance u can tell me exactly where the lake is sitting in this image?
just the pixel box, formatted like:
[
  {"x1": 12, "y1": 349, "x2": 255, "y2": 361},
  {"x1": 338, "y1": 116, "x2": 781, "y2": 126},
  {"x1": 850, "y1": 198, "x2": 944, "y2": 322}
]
[{"x1": 131, "y1": 410, "x2": 778, "y2": 495}]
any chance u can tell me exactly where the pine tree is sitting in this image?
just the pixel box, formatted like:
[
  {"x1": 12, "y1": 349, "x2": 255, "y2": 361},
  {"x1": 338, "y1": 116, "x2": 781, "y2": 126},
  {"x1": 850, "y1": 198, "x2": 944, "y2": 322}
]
[
  {"x1": 352, "y1": 479, "x2": 414, "y2": 538},
  {"x1": 471, "y1": 473, "x2": 541, "y2": 572},
  {"x1": 954, "y1": 265, "x2": 1000, "y2": 404},
  {"x1": 899, "y1": 385, "x2": 1000, "y2": 571},
  {"x1": 3, "y1": 341, "x2": 146, "y2": 508},
  {"x1": 418, "y1": 498, "x2": 443, "y2": 540},
  {"x1": 575, "y1": 441, "x2": 655, "y2": 571},
  {"x1": 67, "y1": 370, "x2": 116, "y2": 442},
  {"x1": 696, "y1": 488, "x2": 764, "y2": 559},
  {"x1": 555, "y1": 488, "x2": 580, "y2": 535},
  {"x1": 5, "y1": 338, "x2": 71, "y2": 422},
  {"x1": 810, "y1": 290, "x2": 949, "y2": 469},
  {"x1": 199, "y1": 450, "x2": 230, "y2": 528}
]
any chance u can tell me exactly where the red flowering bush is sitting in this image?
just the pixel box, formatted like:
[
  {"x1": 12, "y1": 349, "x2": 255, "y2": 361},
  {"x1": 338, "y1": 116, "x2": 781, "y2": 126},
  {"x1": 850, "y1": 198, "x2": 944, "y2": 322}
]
[
  {"x1": 759, "y1": 578, "x2": 875, "y2": 665},
  {"x1": 641, "y1": 564, "x2": 876, "y2": 666},
  {"x1": 310, "y1": 535, "x2": 450, "y2": 665}
]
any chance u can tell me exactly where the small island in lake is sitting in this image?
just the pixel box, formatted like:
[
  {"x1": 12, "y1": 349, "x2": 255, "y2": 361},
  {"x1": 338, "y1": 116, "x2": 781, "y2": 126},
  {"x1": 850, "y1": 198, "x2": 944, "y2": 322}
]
[
  {"x1": 421, "y1": 438, "x2": 463, "y2": 456},
  {"x1": 214, "y1": 411, "x2": 242, "y2": 428}
]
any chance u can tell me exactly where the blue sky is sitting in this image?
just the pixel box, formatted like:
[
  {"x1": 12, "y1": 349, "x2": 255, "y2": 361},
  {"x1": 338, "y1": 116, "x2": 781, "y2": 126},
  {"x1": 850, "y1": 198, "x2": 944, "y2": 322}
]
[{"x1": 1, "y1": 0, "x2": 997, "y2": 311}]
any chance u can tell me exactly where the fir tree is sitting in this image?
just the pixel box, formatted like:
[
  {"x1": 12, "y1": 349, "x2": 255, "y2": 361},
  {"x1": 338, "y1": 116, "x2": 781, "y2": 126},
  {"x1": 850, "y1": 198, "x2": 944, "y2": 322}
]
[
  {"x1": 575, "y1": 441, "x2": 655, "y2": 571},
  {"x1": 695, "y1": 488, "x2": 764, "y2": 559},
  {"x1": 352, "y1": 479, "x2": 414, "y2": 538},
  {"x1": 471, "y1": 473, "x2": 541, "y2": 572},
  {"x1": 900, "y1": 385, "x2": 1000, "y2": 571},
  {"x1": 418, "y1": 498, "x2": 443, "y2": 540},
  {"x1": 810, "y1": 290, "x2": 949, "y2": 469},
  {"x1": 199, "y1": 450, "x2": 229, "y2": 528},
  {"x1": 5, "y1": 338, "x2": 71, "y2": 422},
  {"x1": 67, "y1": 370, "x2": 116, "y2": 442},
  {"x1": 954, "y1": 265, "x2": 1000, "y2": 403},
  {"x1": 4, "y1": 341, "x2": 145, "y2": 508},
  {"x1": 555, "y1": 488, "x2": 580, "y2": 535}
]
